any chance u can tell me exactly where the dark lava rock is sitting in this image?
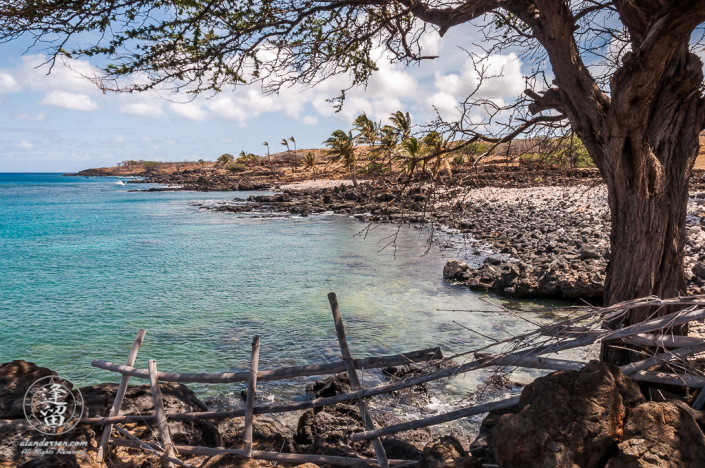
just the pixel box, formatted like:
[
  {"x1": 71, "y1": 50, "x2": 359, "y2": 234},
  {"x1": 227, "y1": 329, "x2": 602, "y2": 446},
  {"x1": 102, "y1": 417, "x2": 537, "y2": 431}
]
[
  {"x1": 17, "y1": 454, "x2": 80, "y2": 468},
  {"x1": 382, "y1": 436, "x2": 423, "y2": 461},
  {"x1": 305, "y1": 373, "x2": 352, "y2": 398},
  {"x1": 692, "y1": 262, "x2": 705, "y2": 279},
  {"x1": 0, "y1": 360, "x2": 58, "y2": 418},
  {"x1": 493, "y1": 360, "x2": 644, "y2": 468},
  {"x1": 468, "y1": 405, "x2": 519, "y2": 464},
  {"x1": 80, "y1": 382, "x2": 222, "y2": 448},
  {"x1": 417, "y1": 436, "x2": 483, "y2": 468},
  {"x1": 605, "y1": 401, "x2": 705, "y2": 468}
]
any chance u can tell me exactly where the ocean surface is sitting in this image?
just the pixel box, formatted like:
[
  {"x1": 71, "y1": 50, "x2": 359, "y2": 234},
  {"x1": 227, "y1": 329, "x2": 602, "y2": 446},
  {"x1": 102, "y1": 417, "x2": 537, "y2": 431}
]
[{"x1": 0, "y1": 173, "x2": 570, "y2": 413}]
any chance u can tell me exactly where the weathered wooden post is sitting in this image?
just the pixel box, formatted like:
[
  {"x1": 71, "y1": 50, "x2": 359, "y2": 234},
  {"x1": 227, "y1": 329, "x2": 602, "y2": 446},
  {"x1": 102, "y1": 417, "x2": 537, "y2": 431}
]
[
  {"x1": 243, "y1": 336, "x2": 261, "y2": 457},
  {"x1": 148, "y1": 359, "x2": 176, "y2": 468},
  {"x1": 328, "y1": 292, "x2": 389, "y2": 468},
  {"x1": 97, "y1": 329, "x2": 146, "y2": 463}
]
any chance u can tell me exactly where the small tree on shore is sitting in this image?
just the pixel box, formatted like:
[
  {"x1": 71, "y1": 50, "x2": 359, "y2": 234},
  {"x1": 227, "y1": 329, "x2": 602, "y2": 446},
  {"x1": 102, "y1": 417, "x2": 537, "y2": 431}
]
[{"x1": 217, "y1": 154, "x2": 234, "y2": 167}]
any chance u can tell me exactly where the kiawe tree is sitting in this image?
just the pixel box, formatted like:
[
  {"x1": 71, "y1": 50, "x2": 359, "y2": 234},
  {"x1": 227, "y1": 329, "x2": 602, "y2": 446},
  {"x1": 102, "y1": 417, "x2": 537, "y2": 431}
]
[{"x1": 5, "y1": 0, "x2": 705, "y2": 362}]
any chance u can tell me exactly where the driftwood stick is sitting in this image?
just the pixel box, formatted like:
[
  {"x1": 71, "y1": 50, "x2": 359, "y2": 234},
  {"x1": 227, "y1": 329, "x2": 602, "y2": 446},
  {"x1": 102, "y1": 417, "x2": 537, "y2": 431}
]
[
  {"x1": 113, "y1": 426, "x2": 196, "y2": 468},
  {"x1": 108, "y1": 439, "x2": 417, "y2": 467},
  {"x1": 632, "y1": 370, "x2": 705, "y2": 387},
  {"x1": 349, "y1": 396, "x2": 520, "y2": 442},
  {"x1": 97, "y1": 329, "x2": 146, "y2": 463},
  {"x1": 620, "y1": 333, "x2": 704, "y2": 349},
  {"x1": 243, "y1": 336, "x2": 260, "y2": 457},
  {"x1": 91, "y1": 347, "x2": 441, "y2": 383},
  {"x1": 619, "y1": 342, "x2": 705, "y2": 375},
  {"x1": 329, "y1": 292, "x2": 389, "y2": 468},
  {"x1": 148, "y1": 359, "x2": 176, "y2": 468}
]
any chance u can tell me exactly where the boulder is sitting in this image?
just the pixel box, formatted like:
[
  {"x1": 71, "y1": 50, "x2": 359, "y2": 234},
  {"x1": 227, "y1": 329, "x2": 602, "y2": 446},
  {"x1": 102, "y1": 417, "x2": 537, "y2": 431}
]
[
  {"x1": 305, "y1": 373, "x2": 352, "y2": 398},
  {"x1": 0, "y1": 360, "x2": 58, "y2": 418},
  {"x1": 417, "y1": 436, "x2": 483, "y2": 468},
  {"x1": 80, "y1": 382, "x2": 221, "y2": 448},
  {"x1": 493, "y1": 361, "x2": 644, "y2": 468},
  {"x1": 605, "y1": 401, "x2": 705, "y2": 468},
  {"x1": 468, "y1": 406, "x2": 519, "y2": 464},
  {"x1": 442, "y1": 260, "x2": 470, "y2": 281},
  {"x1": 692, "y1": 262, "x2": 705, "y2": 279},
  {"x1": 382, "y1": 436, "x2": 423, "y2": 461}
]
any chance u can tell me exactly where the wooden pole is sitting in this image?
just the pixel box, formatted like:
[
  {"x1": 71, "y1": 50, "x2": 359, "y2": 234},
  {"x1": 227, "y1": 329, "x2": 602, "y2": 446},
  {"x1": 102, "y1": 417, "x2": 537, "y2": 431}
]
[
  {"x1": 97, "y1": 329, "x2": 146, "y2": 463},
  {"x1": 692, "y1": 386, "x2": 705, "y2": 410},
  {"x1": 349, "y1": 396, "x2": 520, "y2": 442},
  {"x1": 619, "y1": 341, "x2": 705, "y2": 375},
  {"x1": 108, "y1": 439, "x2": 417, "y2": 467},
  {"x1": 148, "y1": 359, "x2": 176, "y2": 468},
  {"x1": 243, "y1": 336, "x2": 260, "y2": 457},
  {"x1": 621, "y1": 333, "x2": 704, "y2": 349},
  {"x1": 328, "y1": 292, "x2": 389, "y2": 468},
  {"x1": 91, "y1": 347, "x2": 441, "y2": 383}
]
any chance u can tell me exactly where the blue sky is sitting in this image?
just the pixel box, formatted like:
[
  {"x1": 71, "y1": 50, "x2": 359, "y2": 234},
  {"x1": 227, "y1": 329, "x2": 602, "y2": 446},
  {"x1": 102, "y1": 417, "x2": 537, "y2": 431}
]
[{"x1": 0, "y1": 26, "x2": 527, "y2": 172}]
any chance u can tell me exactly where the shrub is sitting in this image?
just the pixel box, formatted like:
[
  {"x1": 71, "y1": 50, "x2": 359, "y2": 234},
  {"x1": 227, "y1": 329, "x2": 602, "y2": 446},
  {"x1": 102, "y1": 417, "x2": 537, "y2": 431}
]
[
  {"x1": 224, "y1": 162, "x2": 247, "y2": 172},
  {"x1": 303, "y1": 152, "x2": 316, "y2": 169},
  {"x1": 142, "y1": 161, "x2": 161, "y2": 172},
  {"x1": 451, "y1": 154, "x2": 465, "y2": 166},
  {"x1": 217, "y1": 153, "x2": 234, "y2": 166},
  {"x1": 236, "y1": 154, "x2": 259, "y2": 164},
  {"x1": 358, "y1": 162, "x2": 390, "y2": 176}
]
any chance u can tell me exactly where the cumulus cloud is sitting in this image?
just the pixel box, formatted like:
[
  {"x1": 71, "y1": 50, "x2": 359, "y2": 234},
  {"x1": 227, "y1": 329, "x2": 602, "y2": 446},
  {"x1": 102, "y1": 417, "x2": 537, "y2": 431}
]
[
  {"x1": 17, "y1": 140, "x2": 33, "y2": 149},
  {"x1": 0, "y1": 72, "x2": 19, "y2": 93},
  {"x1": 433, "y1": 53, "x2": 524, "y2": 99},
  {"x1": 170, "y1": 102, "x2": 209, "y2": 121},
  {"x1": 39, "y1": 91, "x2": 100, "y2": 112},
  {"x1": 302, "y1": 116, "x2": 318, "y2": 125}
]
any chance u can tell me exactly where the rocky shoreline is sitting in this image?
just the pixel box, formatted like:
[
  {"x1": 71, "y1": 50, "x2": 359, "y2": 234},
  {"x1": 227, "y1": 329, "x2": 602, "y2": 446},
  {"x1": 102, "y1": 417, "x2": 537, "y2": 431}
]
[
  {"x1": 198, "y1": 180, "x2": 705, "y2": 301},
  {"x1": 3, "y1": 358, "x2": 704, "y2": 468}
]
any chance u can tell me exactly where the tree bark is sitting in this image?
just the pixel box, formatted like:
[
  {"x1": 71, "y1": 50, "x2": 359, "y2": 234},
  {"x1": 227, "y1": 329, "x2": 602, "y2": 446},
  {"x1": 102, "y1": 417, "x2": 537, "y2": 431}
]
[{"x1": 597, "y1": 46, "x2": 704, "y2": 364}]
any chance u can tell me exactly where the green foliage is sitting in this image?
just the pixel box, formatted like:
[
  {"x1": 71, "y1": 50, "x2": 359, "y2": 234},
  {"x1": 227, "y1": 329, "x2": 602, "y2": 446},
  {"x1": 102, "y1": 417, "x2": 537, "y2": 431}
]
[
  {"x1": 324, "y1": 130, "x2": 356, "y2": 169},
  {"x1": 142, "y1": 161, "x2": 160, "y2": 172},
  {"x1": 451, "y1": 154, "x2": 465, "y2": 166},
  {"x1": 217, "y1": 154, "x2": 234, "y2": 166},
  {"x1": 303, "y1": 152, "x2": 316, "y2": 169},
  {"x1": 520, "y1": 136, "x2": 595, "y2": 168},
  {"x1": 224, "y1": 162, "x2": 247, "y2": 172},
  {"x1": 237, "y1": 151, "x2": 259, "y2": 164},
  {"x1": 358, "y1": 162, "x2": 389, "y2": 176}
]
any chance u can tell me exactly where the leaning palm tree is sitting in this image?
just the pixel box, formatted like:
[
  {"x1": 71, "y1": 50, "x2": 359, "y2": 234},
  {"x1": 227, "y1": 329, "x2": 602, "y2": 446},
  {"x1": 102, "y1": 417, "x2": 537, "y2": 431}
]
[
  {"x1": 324, "y1": 130, "x2": 358, "y2": 187},
  {"x1": 389, "y1": 111, "x2": 412, "y2": 141},
  {"x1": 280, "y1": 138, "x2": 290, "y2": 165},
  {"x1": 353, "y1": 113, "x2": 380, "y2": 161},
  {"x1": 262, "y1": 142, "x2": 270, "y2": 164},
  {"x1": 288, "y1": 136, "x2": 297, "y2": 166}
]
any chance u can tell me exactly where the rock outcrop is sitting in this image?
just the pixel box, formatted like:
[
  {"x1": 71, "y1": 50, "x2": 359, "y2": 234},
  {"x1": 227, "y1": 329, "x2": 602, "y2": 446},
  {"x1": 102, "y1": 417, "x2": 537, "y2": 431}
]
[
  {"x1": 492, "y1": 360, "x2": 644, "y2": 468},
  {"x1": 0, "y1": 360, "x2": 58, "y2": 418}
]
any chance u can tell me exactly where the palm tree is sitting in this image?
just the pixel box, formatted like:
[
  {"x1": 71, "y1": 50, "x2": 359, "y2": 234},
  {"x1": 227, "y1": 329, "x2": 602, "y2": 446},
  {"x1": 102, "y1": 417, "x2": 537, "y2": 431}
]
[
  {"x1": 422, "y1": 131, "x2": 452, "y2": 179},
  {"x1": 399, "y1": 137, "x2": 426, "y2": 175},
  {"x1": 262, "y1": 142, "x2": 270, "y2": 164},
  {"x1": 303, "y1": 151, "x2": 316, "y2": 171},
  {"x1": 353, "y1": 113, "x2": 380, "y2": 162},
  {"x1": 280, "y1": 138, "x2": 290, "y2": 165},
  {"x1": 289, "y1": 136, "x2": 297, "y2": 166},
  {"x1": 389, "y1": 111, "x2": 412, "y2": 141},
  {"x1": 324, "y1": 129, "x2": 358, "y2": 187}
]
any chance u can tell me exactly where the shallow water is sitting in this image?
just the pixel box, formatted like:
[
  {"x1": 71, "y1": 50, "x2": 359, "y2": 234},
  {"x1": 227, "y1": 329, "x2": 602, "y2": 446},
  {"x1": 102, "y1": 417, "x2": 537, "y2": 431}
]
[{"x1": 0, "y1": 173, "x2": 569, "y2": 412}]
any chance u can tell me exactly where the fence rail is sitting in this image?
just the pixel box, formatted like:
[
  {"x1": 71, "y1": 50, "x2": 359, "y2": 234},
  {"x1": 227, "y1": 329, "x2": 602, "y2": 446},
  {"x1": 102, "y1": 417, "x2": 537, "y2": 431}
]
[{"x1": 87, "y1": 293, "x2": 705, "y2": 468}]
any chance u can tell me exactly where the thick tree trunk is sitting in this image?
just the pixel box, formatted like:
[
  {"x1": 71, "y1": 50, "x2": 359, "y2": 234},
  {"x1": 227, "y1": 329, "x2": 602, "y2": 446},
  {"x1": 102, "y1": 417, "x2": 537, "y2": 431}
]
[{"x1": 597, "y1": 46, "x2": 704, "y2": 364}]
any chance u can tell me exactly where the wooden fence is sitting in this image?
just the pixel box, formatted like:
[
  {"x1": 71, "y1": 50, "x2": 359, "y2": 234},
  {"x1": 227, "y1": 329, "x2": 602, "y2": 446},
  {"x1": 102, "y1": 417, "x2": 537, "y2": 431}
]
[{"x1": 83, "y1": 293, "x2": 705, "y2": 468}]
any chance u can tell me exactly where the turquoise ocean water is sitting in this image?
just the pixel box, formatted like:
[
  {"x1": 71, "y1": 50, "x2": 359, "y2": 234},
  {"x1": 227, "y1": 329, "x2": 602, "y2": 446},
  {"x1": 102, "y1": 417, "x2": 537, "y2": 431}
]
[{"x1": 0, "y1": 173, "x2": 562, "y2": 403}]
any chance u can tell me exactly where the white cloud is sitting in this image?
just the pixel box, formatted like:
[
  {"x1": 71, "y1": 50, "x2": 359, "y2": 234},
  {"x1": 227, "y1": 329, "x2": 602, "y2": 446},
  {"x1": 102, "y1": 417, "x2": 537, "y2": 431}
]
[
  {"x1": 0, "y1": 72, "x2": 19, "y2": 93},
  {"x1": 16, "y1": 112, "x2": 46, "y2": 121},
  {"x1": 120, "y1": 103, "x2": 164, "y2": 117},
  {"x1": 219, "y1": 138, "x2": 234, "y2": 143},
  {"x1": 17, "y1": 140, "x2": 33, "y2": 149},
  {"x1": 115, "y1": 135, "x2": 125, "y2": 143},
  {"x1": 141, "y1": 135, "x2": 152, "y2": 142},
  {"x1": 164, "y1": 138, "x2": 176, "y2": 145},
  {"x1": 170, "y1": 102, "x2": 209, "y2": 121},
  {"x1": 433, "y1": 53, "x2": 524, "y2": 99},
  {"x1": 39, "y1": 91, "x2": 100, "y2": 112},
  {"x1": 302, "y1": 116, "x2": 318, "y2": 125}
]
